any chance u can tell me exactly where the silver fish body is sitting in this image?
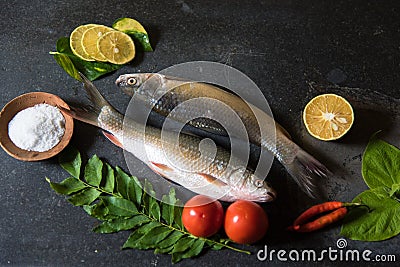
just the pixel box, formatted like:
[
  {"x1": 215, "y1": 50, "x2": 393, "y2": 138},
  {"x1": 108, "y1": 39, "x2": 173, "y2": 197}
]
[
  {"x1": 116, "y1": 73, "x2": 330, "y2": 197},
  {"x1": 62, "y1": 74, "x2": 276, "y2": 202}
]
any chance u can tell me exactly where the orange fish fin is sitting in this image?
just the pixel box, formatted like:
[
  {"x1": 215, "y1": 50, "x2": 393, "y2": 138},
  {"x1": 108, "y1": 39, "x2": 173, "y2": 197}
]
[
  {"x1": 102, "y1": 131, "x2": 123, "y2": 148},
  {"x1": 148, "y1": 162, "x2": 182, "y2": 186},
  {"x1": 198, "y1": 173, "x2": 227, "y2": 187},
  {"x1": 150, "y1": 162, "x2": 175, "y2": 173}
]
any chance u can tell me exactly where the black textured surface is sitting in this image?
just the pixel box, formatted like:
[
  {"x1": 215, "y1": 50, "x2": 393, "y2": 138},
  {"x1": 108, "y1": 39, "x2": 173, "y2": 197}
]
[{"x1": 1, "y1": 0, "x2": 399, "y2": 266}]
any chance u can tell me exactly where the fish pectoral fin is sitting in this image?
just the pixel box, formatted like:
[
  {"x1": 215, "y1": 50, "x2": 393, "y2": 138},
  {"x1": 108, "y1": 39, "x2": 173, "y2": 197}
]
[
  {"x1": 149, "y1": 162, "x2": 175, "y2": 176},
  {"x1": 102, "y1": 131, "x2": 123, "y2": 148},
  {"x1": 197, "y1": 173, "x2": 227, "y2": 187},
  {"x1": 148, "y1": 162, "x2": 182, "y2": 186}
]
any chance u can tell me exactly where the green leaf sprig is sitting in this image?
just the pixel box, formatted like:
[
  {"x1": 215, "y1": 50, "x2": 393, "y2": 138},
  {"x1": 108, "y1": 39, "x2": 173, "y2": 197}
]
[
  {"x1": 340, "y1": 134, "x2": 400, "y2": 241},
  {"x1": 50, "y1": 18, "x2": 153, "y2": 81},
  {"x1": 47, "y1": 146, "x2": 250, "y2": 263},
  {"x1": 50, "y1": 37, "x2": 123, "y2": 81}
]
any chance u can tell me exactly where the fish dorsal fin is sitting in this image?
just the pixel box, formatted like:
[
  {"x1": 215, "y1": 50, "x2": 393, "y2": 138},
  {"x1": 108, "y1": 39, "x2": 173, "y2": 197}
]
[
  {"x1": 102, "y1": 131, "x2": 123, "y2": 148},
  {"x1": 276, "y1": 123, "x2": 292, "y2": 140},
  {"x1": 197, "y1": 173, "x2": 227, "y2": 187}
]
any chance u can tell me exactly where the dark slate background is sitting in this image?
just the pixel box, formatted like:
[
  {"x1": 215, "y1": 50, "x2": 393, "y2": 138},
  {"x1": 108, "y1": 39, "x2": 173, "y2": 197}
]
[{"x1": 1, "y1": 0, "x2": 399, "y2": 266}]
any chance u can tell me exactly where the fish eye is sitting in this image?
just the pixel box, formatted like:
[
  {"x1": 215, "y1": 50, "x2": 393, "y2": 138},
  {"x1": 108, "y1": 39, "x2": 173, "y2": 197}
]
[
  {"x1": 254, "y1": 179, "x2": 264, "y2": 188},
  {"x1": 127, "y1": 77, "x2": 137, "y2": 85}
]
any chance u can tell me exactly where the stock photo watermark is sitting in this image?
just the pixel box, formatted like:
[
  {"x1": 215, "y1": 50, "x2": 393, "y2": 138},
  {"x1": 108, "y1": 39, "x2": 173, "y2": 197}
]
[{"x1": 257, "y1": 238, "x2": 397, "y2": 263}]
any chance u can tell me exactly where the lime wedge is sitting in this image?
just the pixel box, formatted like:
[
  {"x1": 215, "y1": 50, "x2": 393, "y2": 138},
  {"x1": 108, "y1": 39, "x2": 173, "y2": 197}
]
[{"x1": 112, "y1": 17, "x2": 153, "y2": 52}]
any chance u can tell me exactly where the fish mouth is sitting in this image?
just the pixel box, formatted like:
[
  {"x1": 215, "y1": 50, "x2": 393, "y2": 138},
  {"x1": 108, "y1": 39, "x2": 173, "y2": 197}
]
[
  {"x1": 115, "y1": 76, "x2": 125, "y2": 87},
  {"x1": 238, "y1": 190, "x2": 276, "y2": 202}
]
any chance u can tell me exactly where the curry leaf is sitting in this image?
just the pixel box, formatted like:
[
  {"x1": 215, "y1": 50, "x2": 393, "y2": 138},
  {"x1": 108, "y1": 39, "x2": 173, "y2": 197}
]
[
  {"x1": 47, "y1": 147, "x2": 250, "y2": 263},
  {"x1": 93, "y1": 215, "x2": 151, "y2": 234},
  {"x1": 103, "y1": 163, "x2": 115, "y2": 193},
  {"x1": 362, "y1": 135, "x2": 400, "y2": 189},
  {"x1": 67, "y1": 188, "x2": 101, "y2": 206},
  {"x1": 58, "y1": 145, "x2": 81, "y2": 178},
  {"x1": 115, "y1": 166, "x2": 139, "y2": 203},
  {"x1": 84, "y1": 155, "x2": 103, "y2": 187},
  {"x1": 46, "y1": 177, "x2": 87, "y2": 195},
  {"x1": 172, "y1": 239, "x2": 206, "y2": 263},
  {"x1": 340, "y1": 187, "x2": 400, "y2": 241},
  {"x1": 101, "y1": 196, "x2": 137, "y2": 217},
  {"x1": 161, "y1": 188, "x2": 178, "y2": 225}
]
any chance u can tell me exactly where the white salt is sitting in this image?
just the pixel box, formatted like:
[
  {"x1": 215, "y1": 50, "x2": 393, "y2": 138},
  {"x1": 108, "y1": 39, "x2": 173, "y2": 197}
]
[{"x1": 8, "y1": 104, "x2": 66, "y2": 152}]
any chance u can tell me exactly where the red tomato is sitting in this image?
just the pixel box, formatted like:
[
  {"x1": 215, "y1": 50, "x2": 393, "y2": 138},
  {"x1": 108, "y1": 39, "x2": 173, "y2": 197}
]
[
  {"x1": 224, "y1": 200, "x2": 269, "y2": 244},
  {"x1": 182, "y1": 195, "x2": 224, "y2": 237}
]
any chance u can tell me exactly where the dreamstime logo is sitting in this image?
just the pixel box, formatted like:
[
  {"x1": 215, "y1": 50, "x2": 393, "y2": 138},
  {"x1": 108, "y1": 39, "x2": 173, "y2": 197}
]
[
  {"x1": 122, "y1": 61, "x2": 276, "y2": 205},
  {"x1": 257, "y1": 238, "x2": 397, "y2": 262}
]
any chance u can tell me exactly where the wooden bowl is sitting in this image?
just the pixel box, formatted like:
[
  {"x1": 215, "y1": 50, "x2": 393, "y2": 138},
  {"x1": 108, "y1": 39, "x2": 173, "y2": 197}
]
[{"x1": 0, "y1": 92, "x2": 74, "y2": 161}]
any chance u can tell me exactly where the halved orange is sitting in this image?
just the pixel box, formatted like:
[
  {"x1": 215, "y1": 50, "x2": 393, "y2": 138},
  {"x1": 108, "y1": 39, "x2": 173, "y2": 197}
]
[{"x1": 303, "y1": 94, "x2": 354, "y2": 141}]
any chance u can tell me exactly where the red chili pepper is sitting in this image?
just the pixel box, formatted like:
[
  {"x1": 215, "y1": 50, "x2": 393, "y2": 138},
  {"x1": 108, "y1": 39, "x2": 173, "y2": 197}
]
[{"x1": 288, "y1": 201, "x2": 368, "y2": 233}]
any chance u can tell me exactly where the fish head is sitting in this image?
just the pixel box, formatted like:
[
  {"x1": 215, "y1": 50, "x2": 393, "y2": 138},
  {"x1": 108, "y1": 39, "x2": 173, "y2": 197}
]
[
  {"x1": 228, "y1": 168, "x2": 277, "y2": 202},
  {"x1": 115, "y1": 73, "x2": 154, "y2": 96},
  {"x1": 243, "y1": 174, "x2": 277, "y2": 202}
]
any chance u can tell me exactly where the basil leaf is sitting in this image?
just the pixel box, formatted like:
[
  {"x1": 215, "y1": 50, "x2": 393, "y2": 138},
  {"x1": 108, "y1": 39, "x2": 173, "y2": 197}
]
[
  {"x1": 84, "y1": 155, "x2": 103, "y2": 187},
  {"x1": 340, "y1": 187, "x2": 400, "y2": 241},
  {"x1": 52, "y1": 37, "x2": 122, "y2": 81},
  {"x1": 46, "y1": 177, "x2": 87, "y2": 195},
  {"x1": 68, "y1": 188, "x2": 101, "y2": 206},
  {"x1": 362, "y1": 136, "x2": 400, "y2": 189},
  {"x1": 58, "y1": 145, "x2": 81, "y2": 179}
]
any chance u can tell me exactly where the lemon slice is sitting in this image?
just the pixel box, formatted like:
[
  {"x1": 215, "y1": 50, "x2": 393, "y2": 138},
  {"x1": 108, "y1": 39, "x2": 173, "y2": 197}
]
[
  {"x1": 70, "y1": 24, "x2": 97, "y2": 61},
  {"x1": 97, "y1": 31, "x2": 135, "y2": 65},
  {"x1": 81, "y1": 25, "x2": 114, "y2": 61},
  {"x1": 303, "y1": 94, "x2": 354, "y2": 141}
]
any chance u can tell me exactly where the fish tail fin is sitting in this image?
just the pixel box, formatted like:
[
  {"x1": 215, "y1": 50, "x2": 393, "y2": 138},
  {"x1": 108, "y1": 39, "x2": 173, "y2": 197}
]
[
  {"x1": 284, "y1": 147, "x2": 330, "y2": 198},
  {"x1": 59, "y1": 73, "x2": 113, "y2": 127},
  {"x1": 78, "y1": 73, "x2": 111, "y2": 109},
  {"x1": 58, "y1": 105, "x2": 100, "y2": 127}
]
